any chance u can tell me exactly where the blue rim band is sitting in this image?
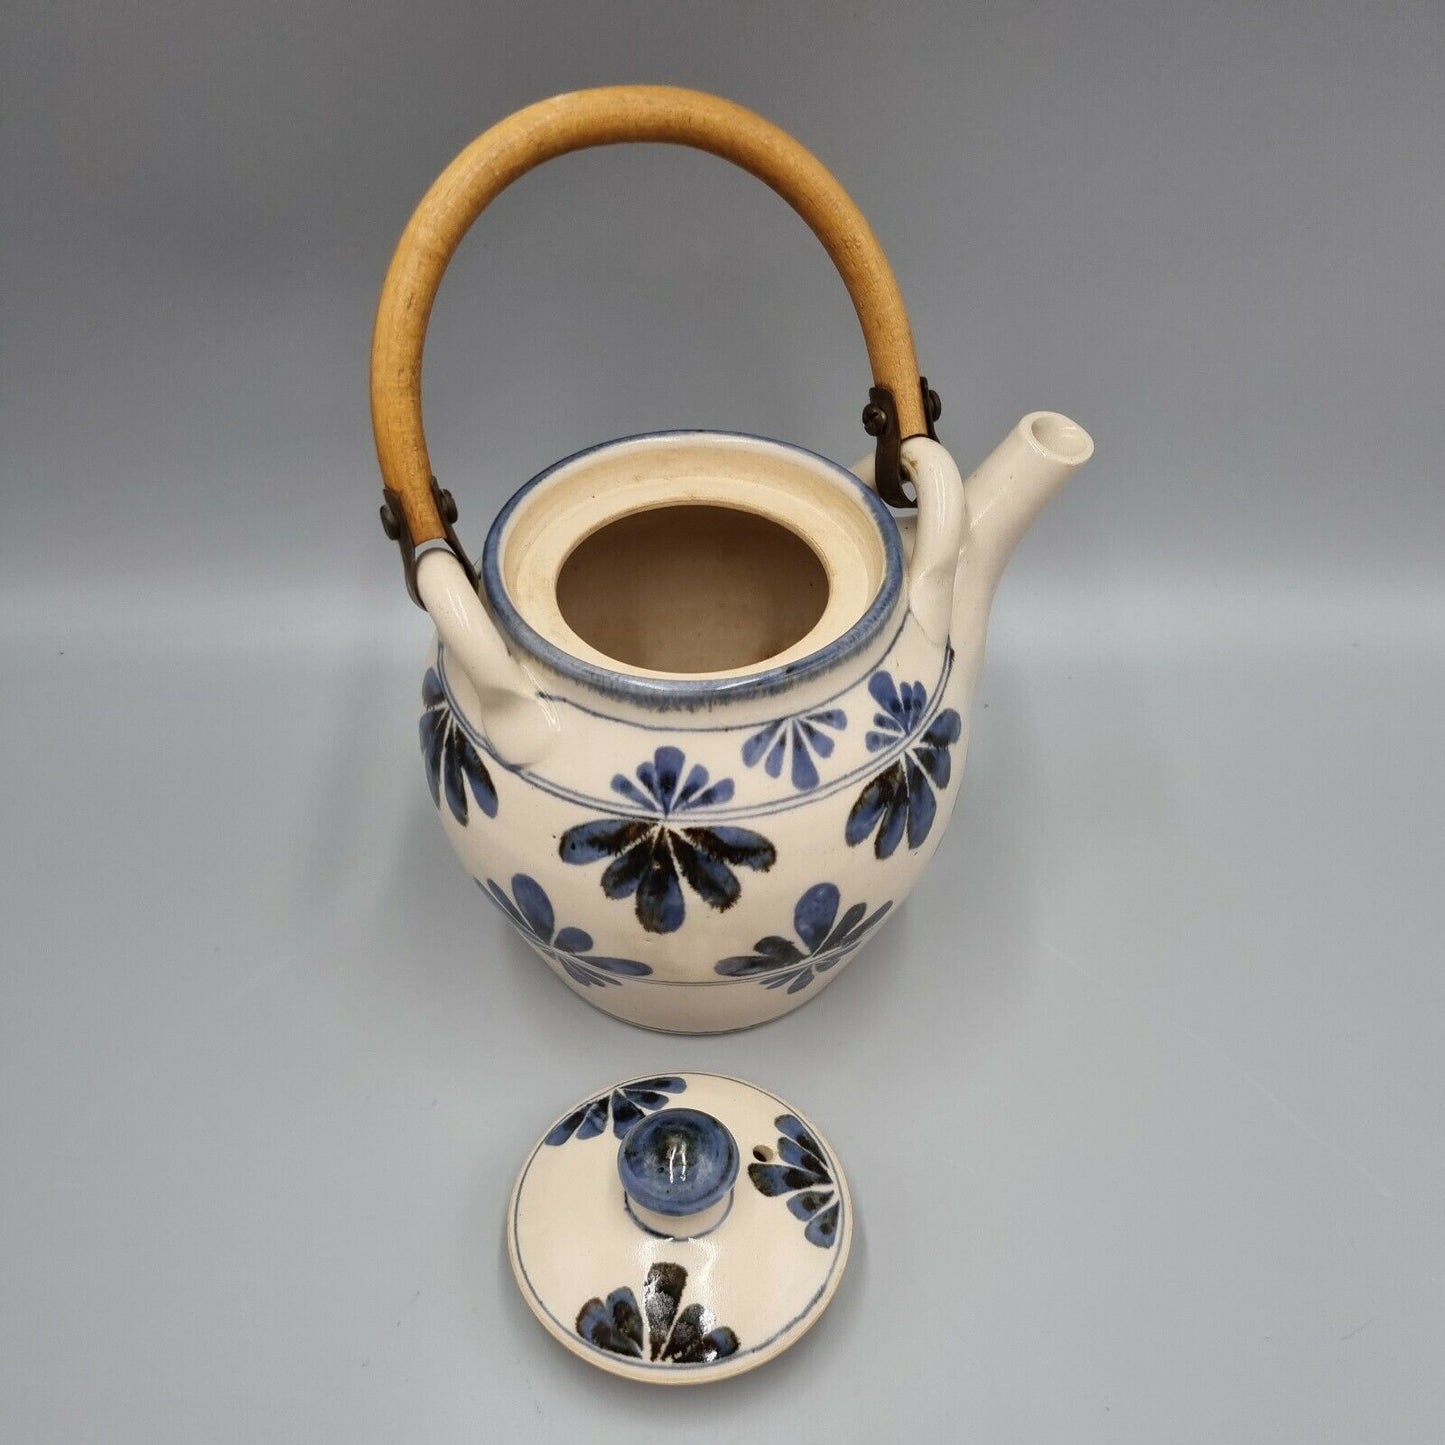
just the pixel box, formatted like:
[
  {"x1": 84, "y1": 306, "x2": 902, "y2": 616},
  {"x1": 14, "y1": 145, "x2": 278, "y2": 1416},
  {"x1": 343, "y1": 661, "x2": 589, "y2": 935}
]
[{"x1": 479, "y1": 431, "x2": 905, "y2": 709}]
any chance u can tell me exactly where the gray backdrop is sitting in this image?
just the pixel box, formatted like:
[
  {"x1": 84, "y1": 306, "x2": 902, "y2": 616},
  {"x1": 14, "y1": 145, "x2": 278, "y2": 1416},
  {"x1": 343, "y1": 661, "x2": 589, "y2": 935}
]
[{"x1": 3, "y1": 2, "x2": 1442, "y2": 1440}]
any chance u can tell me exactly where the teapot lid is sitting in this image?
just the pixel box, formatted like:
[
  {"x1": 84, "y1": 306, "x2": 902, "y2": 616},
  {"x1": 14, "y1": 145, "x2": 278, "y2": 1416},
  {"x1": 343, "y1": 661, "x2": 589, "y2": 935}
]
[{"x1": 507, "y1": 1071, "x2": 852, "y2": 1384}]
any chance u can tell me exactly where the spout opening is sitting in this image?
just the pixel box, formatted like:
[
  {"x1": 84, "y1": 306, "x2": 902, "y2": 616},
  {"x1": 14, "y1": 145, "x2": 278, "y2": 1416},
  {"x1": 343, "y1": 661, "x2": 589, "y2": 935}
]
[{"x1": 1025, "y1": 412, "x2": 1094, "y2": 466}]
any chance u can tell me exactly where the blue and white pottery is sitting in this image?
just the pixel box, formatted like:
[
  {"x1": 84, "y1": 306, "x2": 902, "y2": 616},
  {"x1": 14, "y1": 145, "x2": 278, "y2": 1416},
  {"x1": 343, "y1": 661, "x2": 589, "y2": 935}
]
[
  {"x1": 508, "y1": 1072, "x2": 852, "y2": 1384},
  {"x1": 372, "y1": 87, "x2": 1094, "y2": 1033},
  {"x1": 411, "y1": 417, "x2": 1090, "y2": 1032}
]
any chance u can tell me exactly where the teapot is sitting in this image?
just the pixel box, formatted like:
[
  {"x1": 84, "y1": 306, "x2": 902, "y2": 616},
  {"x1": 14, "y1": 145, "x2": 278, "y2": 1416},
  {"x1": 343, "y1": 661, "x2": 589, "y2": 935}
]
[{"x1": 372, "y1": 86, "x2": 1092, "y2": 1033}]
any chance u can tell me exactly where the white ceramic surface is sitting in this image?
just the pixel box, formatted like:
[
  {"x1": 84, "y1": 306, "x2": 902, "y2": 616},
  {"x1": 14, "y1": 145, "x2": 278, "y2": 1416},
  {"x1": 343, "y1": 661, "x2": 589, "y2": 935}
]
[
  {"x1": 507, "y1": 1072, "x2": 852, "y2": 1384},
  {"x1": 418, "y1": 419, "x2": 1092, "y2": 1031}
]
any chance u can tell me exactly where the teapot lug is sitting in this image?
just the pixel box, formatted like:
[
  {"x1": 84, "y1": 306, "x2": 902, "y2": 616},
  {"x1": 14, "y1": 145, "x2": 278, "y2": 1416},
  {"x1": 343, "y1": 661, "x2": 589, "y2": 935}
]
[{"x1": 417, "y1": 550, "x2": 560, "y2": 768}]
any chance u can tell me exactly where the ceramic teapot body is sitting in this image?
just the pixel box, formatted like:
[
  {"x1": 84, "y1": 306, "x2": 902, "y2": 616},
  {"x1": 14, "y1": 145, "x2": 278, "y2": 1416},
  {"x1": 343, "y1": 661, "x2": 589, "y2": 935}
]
[{"x1": 374, "y1": 88, "x2": 1092, "y2": 1033}]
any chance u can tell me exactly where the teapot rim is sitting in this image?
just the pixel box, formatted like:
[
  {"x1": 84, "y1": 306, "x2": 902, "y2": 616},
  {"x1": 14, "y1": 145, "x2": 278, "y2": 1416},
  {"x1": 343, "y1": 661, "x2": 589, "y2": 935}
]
[{"x1": 478, "y1": 429, "x2": 906, "y2": 709}]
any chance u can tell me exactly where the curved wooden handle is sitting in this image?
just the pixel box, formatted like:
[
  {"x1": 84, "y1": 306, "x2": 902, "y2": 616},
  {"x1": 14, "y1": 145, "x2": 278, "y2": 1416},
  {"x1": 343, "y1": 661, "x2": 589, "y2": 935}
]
[{"x1": 371, "y1": 85, "x2": 927, "y2": 548}]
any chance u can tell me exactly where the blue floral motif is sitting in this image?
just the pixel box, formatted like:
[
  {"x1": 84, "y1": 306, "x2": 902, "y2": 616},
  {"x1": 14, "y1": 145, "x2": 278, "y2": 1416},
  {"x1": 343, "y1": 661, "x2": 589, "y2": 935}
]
[
  {"x1": 544, "y1": 1076, "x2": 688, "y2": 1146},
  {"x1": 845, "y1": 670, "x2": 962, "y2": 859},
  {"x1": 715, "y1": 883, "x2": 892, "y2": 994},
  {"x1": 559, "y1": 747, "x2": 776, "y2": 934},
  {"x1": 482, "y1": 874, "x2": 651, "y2": 989},
  {"x1": 741, "y1": 708, "x2": 847, "y2": 792},
  {"x1": 576, "y1": 1262, "x2": 739, "y2": 1364},
  {"x1": 420, "y1": 666, "x2": 497, "y2": 826},
  {"x1": 748, "y1": 1114, "x2": 842, "y2": 1248}
]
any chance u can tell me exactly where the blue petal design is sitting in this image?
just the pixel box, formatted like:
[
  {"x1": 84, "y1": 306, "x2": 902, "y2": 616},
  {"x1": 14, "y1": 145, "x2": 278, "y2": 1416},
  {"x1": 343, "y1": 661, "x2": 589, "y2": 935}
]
[
  {"x1": 778, "y1": 1133, "x2": 829, "y2": 1176},
  {"x1": 819, "y1": 900, "x2": 867, "y2": 954},
  {"x1": 618, "y1": 1084, "x2": 683, "y2": 1110},
  {"x1": 765, "y1": 732, "x2": 788, "y2": 779},
  {"x1": 564, "y1": 752, "x2": 771, "y2": 930},
  {"x1": 582, "y1": 955, "x2": 651, "y2": 978},
  {"x1": 576, "y1": 1095, "x2": 611, "y2": 1139},
  {"x1": 874, "y1": 775, "x2": 910, "y2": 859},
  {"x1": 764, "y1": 935, "x2": 809, "y2": 963},
  {"x1": 489, "y1": 877, "x2": 651, "y2": 987},
  {"x1": 787, "y1": 1189, "x2": 834, "y2": 1221},
  {"x1": 611, "y1": 1092, "x2": 645, "y2": 1134},
  {"x1": 510, "y1": 873, "x2": 554, "y2": 941},
  {"x1": 715, "y1": 939, "x2": 804, "y2": 978},
  {"x1": 905, "y1": 757, "x2": 937, "y2": 849},
  {"x1": 483, "y1": 878, "x2": 524, "y2": 928},
  {"x1": 610, "y1": 774, "x2": 657, "y2": 811},
  {"x1": 440, "y1": 730, "x2": 465, "y2": 823},
  {"x1": 560, "y1": 817, "x2": 651, "y2": 862},
  {"x1": 742, "y1": 709, "x2": 846, "y2": 792},
  {"x1": 681, "y1": 777, "x2": 735, "y2": 810},
  {"x1": 793, "y1": 883, "x2": 841, "y2": 952},
  {"x1": 456, "y1": 734, "x2": 497, "y2": 818},
  {"x1": 715, "y1": 884, "x2": 889, "y2": 991},
  {"x1": 778, "y1": 1113, "x2": 826, "y2": 1152},
  {"x1": 420, "y1": 669, "x2": 496, "y2": 825},
  {"x1": 845, "y1": 766, "x2": 895, "y2": 845},
  {"x1": 671, "y1": 832, "x2": 743, "y2": 912},
  {"x1": 659, "y1": 1303, "x2": 739, "y2": 1363},
  {"x1": 923, "y1": 706, "x2": 962, "y2": 748},
  {"x1": 546, "y1": 1093, "x2": 610, "y2": 1145},
  {"x1": 635, "y1": 841, "x2": 685, "y2": 934},
  {"x1": 900, "y1": 680, "x2": 926, "y2": 725},
  {"x1": 553, "y1": 925, "x2": 593, "y2": 953},
  {"x1": 741, "y1": 719, "x2": 783, "y2": 769},
  {"x1": 419, "y1": 709, "x2": 446, "y2": 807},
  {"x1": 747, "y1": 1162, "x2": 823, "y2": 1195},
  {"x1": 804, "y1": 1200, "x2": 841, "y2": 1248},
  {"x1": 544, "y1": 1106, "x2": 587, "y2": 1146},
  {"x1": 913, "y1": 743, "x2": 952, "y2": 790},
  {"x1": 641, "y1": 747, "x2": 684, "y2": 812},
  {"x1": 576, "y1": 1287, "x2": 644, "y2": 1357},
  {"x1": 868, "y1": 670, "x2": 900, "y2": 713},
  {"x1": 796, "y1": 718, "x2": 837, "y2": 756},
  {"x1": 914, "y1": 707, "x2": 963, "y2": 787},
  {"x1": 545, "y1": 1080, "x2": 682, "y2": 1147},
  {"x1": 556, "y1": 956, "x2": 594, "y2": 988},
  {"x1": 747, "y1": 1114, "x2": 841, "y2": 1248},
  {"x1": 575, "y1": 1263, "x2": 739, "y2": 1365},
  {"x1": 700, "y1": 1327, "x2": 740, "y2": 1362},
  {"x1": 672, "y1": 762, "x2": 712, "y2": 810},
  {"x1": 757, "y1": 935, "x2": 806, "y2": 963},
  {"x1": 847, "y1": 670, "x2": 960, "y2": 857},
  {"x1": 600, "y1": 839, "x2": 654, "y2": 900},
  {"x1": 689, "y1": 825, "x2": 776, "y2": 870},
  {"x1": 789, "y1": 737, "x2": 820, "y2": 791}
]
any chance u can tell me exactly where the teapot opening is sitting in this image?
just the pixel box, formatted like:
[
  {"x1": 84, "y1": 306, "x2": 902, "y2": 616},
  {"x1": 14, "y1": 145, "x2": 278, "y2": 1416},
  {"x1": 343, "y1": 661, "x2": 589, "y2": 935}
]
[
  {"x1": 480, "y1": 431, "x2": 905, "y2": 705},
  {"x1": 555, "y1": 504, "x2": 829, "y2": 673}
]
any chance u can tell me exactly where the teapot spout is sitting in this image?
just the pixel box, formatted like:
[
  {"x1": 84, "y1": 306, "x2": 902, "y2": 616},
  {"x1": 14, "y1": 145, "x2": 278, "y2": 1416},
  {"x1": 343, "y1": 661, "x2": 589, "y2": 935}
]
[{"x1": 955, "y1": 411, "x2": 1093, "y2": 628}]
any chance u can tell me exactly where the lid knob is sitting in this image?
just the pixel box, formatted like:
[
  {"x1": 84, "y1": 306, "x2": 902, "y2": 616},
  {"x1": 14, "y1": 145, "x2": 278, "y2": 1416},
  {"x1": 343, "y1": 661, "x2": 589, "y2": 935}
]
[{"x1": 617, "y1": 1107, "x2": 740, "y2": 1239}]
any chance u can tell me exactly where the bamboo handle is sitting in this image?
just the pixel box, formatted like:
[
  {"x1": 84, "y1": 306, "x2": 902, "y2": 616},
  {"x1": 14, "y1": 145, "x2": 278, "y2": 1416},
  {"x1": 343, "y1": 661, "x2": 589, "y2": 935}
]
[{"x1": 371, "y1": 85, "x2": 927, "y2": 548}]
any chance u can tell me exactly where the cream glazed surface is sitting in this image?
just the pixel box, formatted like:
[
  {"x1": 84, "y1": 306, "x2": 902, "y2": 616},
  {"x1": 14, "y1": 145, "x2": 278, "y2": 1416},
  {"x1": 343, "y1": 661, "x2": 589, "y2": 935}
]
[
  {"x1": 415, "y1": 421, "x2": 1090, "y2": 1033},
  {"x1": 508, "y1": 1072, "x2": 853, "y2": 1383}
]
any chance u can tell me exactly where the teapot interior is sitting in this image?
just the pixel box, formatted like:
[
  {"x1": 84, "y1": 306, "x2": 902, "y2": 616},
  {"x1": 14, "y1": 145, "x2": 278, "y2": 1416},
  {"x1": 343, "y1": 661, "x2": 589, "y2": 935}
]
[
  {"x1": 555, "y1": 504, "x2": 829, "y2": 673},
  {"x1": 483, "y1": 431, "x2": 905, "y2": 692}
]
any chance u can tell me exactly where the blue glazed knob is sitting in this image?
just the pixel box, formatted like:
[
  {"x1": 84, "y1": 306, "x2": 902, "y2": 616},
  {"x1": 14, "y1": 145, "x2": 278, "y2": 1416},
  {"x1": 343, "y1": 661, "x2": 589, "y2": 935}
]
[{"x1": 618, "y1": 1108, "x2": 740, "y2": 1225}]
